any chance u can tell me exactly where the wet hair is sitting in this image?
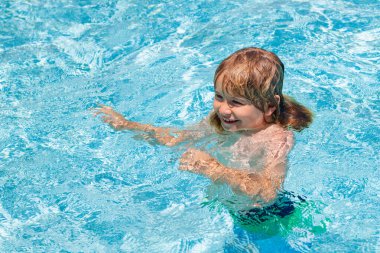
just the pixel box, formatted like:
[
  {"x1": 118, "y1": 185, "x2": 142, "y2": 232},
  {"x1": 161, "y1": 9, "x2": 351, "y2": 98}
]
[{"x1": 209, "y1": 47, "x2": 313, "y2": 133}]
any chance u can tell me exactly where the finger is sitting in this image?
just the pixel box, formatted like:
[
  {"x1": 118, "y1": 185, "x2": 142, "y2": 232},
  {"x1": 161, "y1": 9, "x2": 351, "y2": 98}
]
[
  {"x1": 89, "y1": 107, "x2": 99, "y2": 112},
  {"x1": 180, "y1": 153, "x2": 190, "y2": 161},
  {"x1": 96, "y1": 106, "x2": 117, "y2": 116},
  {"x1": 101, "y1": 115, "x2": 113, "y2": 123},
  {"x1": 179, "y1": 159, "x2": 192, "y2": 168},
  {"x1": 89, "y1": 109, "x2": 100, "y2": 117},
  {"x1": 96, "y1": 104, "x2": 113, "y2": 111},
  {"x1": 182, "y1": 150, "x2": 194, "y2": 160},
  {"x1": 101, "y1": 104, "x2": 113, "y2": 110},
  {"x1": 92, "y1": 110, "x2": 104, "y2": 117},
  {"x1": 89, "y1": 107, "x2": 106, "y2": 113},
  {"x1": 179, "y1": 164, "x2": 191, "y2": 171}
]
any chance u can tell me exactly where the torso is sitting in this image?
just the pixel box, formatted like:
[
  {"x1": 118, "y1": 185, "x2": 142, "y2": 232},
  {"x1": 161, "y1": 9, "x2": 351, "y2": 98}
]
[
  {"x1": 213, "y1": 124, "x2": 293, "y2": 171},
  {"x1": 195, "y1": 122, "x2": 294, "y2": 210}
]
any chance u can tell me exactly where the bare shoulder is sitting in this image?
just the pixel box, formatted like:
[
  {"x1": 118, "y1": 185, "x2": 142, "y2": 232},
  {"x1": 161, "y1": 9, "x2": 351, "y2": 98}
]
[
  {"x1": 262, "y1": 124, "x2": 294, "y2": 160},
  {"x1": 268, "y1": 124, "x2": 293, "y2": 144}
]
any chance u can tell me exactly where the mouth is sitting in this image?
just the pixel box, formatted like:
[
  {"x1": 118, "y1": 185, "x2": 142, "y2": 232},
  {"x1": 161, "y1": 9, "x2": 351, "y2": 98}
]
[{"x1": 220, "y1": 117, "x2": 239, "y2": 125}]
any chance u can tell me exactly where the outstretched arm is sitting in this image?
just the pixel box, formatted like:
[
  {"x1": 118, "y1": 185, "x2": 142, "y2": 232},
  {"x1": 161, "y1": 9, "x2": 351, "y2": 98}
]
[{"x1": 94, "y1": 105, "x2": 190, "y2": 146}]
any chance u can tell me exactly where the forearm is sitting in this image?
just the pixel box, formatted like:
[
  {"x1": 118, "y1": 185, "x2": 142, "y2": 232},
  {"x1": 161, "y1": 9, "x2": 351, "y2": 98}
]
[
  {"x1": 97, "y1": 106, "x2": 205, "y2": 146},
  {"x1": 122, "y1": 120, "x2": 188, "y2": 146},
  {"x1": 201, "y1": 160, "x2": 257, "y2": 191},
  {"x1": 199, "y1": 158, "x2": 278, "y2": 202},
  {"x1": 180, "y1": 141, "x2": 289, "y2": 204},
  {"x1": 121, "y1": 120, "x2": 156, "y2": 132}
]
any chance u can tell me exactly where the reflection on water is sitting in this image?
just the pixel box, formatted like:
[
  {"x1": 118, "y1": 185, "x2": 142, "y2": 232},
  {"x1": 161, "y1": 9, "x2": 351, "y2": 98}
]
[{"x1": 0, "y1": 0, "x2": 379, "y2": 252}]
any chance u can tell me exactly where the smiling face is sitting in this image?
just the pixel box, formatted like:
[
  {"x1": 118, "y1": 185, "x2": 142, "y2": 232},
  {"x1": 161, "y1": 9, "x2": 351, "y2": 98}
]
[
  {"x1": 213, "y1": 80, "x2": 269, "y2": 133},
  {"x1": 210, "y1": 47, "x2": 285, "y2": 133}
]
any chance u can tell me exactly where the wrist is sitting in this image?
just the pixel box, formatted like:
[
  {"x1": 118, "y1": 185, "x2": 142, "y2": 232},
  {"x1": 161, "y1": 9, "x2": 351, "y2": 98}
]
[
  {"x1": 208, "y1": 159, "x2": 225, "y2": 181},
  {"x1": 122, "y1": 120, "x2": 132, "y2": 129}
]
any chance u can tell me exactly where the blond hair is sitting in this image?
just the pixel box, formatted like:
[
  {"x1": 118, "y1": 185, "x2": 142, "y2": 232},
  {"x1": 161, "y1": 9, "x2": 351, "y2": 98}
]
[{"x1": 210, "y1": 47, "x2": 313, "y2": 133}]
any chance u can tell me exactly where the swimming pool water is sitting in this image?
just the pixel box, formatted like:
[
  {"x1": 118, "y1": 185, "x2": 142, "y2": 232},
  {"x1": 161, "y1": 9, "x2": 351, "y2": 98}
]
[{"x1": 0, "y1": 0, "x2": 379, "y2": 252}]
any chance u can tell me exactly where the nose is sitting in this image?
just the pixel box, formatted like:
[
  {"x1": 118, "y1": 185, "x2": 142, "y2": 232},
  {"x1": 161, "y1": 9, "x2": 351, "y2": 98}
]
[{"x1": 218, "y1": 101, "x2": 232, "y2": 116}]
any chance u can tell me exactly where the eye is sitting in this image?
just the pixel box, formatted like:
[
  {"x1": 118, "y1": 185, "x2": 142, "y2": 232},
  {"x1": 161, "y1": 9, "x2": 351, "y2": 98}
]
[
  {"x1": 215, "y1": 94, "x2": 223, "y2": 101},
  {"x1": 231, "y1": 100, "x2": 244, "y2": 106}
]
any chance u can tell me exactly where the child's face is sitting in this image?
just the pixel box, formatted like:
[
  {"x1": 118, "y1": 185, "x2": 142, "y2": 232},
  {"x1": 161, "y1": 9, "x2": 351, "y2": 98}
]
[{"x1": 213, "y1": 79, "x2": 269, "y2": 133}]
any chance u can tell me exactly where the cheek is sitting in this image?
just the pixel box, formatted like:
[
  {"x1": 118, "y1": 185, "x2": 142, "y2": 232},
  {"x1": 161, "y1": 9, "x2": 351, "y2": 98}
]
[
  {"x1": 239, "y1": 107, "x2": 263, "y2": 121},
  {"x1": 213, "y1": 100, "x2": 219, "y2": 110}
]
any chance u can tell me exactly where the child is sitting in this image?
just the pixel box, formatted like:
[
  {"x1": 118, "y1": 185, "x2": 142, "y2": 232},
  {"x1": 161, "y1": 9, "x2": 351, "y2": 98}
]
[{"x1": 95, "y1": 47, "x2": 313, "y2": 208}]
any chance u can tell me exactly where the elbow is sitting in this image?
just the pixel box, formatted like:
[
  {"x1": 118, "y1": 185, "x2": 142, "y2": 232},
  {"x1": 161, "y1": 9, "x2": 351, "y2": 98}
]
[
  {"x1": 238, "y1": 173, "x2": 262, "y2": 197},
  {"x1": 243, "y1": 185, "x2": 278, "y2": 204},
  {"x1": 259, "y1": 188, "x2": 278, "y2": 204},
  {"x1": 241, "y1": 174, "x2": 280, "y2": 204}
]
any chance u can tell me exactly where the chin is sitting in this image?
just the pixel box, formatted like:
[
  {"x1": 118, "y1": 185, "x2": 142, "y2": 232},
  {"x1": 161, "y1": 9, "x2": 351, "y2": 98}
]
[{"x1": 221, "y1": 125, "x2": 238, "y2": 132}]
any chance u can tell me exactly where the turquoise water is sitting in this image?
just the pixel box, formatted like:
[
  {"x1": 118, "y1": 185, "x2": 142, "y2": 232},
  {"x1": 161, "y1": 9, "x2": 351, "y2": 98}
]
[{"x1": 1, "y1": 0, "x2": 379, "y2": 252}]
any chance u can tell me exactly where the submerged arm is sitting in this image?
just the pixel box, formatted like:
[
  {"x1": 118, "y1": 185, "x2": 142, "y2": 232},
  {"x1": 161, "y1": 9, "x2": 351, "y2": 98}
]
[
  {"x1": 179, "y1": 134, "x2": 293, "y2": 203},
  {"x1": 94, "y1": 105, "x2": 197, "y2": 146},
  {"x1": 179, "y1": 149, "x2": 285, "y2": 203}
]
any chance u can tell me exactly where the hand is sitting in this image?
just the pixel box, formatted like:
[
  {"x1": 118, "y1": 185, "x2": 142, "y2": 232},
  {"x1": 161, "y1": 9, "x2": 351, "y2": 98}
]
[
  {"x1": 93, "y1": 105, "x2": 128, "y2": 130},
  {"x1": 179, "y1": 148, "x2": 214, "y2": 174}
]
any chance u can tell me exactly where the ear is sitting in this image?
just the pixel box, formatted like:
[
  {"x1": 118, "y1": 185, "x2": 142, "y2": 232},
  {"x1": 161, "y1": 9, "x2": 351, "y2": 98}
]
[
  {"x1": 264, "y1": 105, "x2": 276, "y2": 118},
  {"x1": 264, "y1": 95, "x2": 280, "y2": 118},
  {"x1": 274, "y1": 95, "x2": 280, "y2": 105}
]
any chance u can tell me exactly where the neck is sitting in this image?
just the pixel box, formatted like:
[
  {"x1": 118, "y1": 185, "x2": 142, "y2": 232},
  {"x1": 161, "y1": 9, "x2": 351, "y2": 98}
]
[{"x1": 240, "y1": 123, "x2": 274, "y2": 136}]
